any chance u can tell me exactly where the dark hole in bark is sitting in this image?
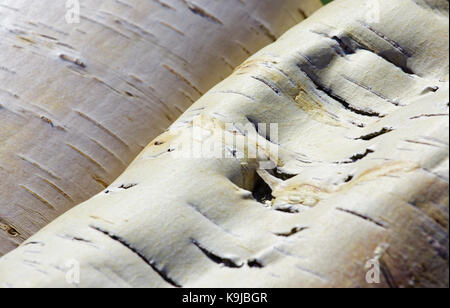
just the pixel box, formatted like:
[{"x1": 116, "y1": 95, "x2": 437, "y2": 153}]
[
  {"x1": 247, "y1": 259, "x2": 264, "y2": 268},
  {"x1": 272, "y1": 169, "x2": 296, "y2": 181},
  {"x1": 344, "y1": 175, "x2": 354, "y2": 183},
  {"x1": 252, "y1": 172, "x2": 273, "y2": 204}
]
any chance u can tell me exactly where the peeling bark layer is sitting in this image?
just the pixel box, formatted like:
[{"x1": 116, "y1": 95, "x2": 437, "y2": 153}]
[
  {"x1": 0, "y1": 0, "x2": 448, "y2": 287},
  {"x1": 0, "y1": 0, "x2": 322, "y2": 255}
]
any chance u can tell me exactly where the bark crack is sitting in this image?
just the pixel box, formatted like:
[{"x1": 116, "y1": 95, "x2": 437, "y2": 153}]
[
  {"x1": 356, "y1": 128, "x2": 393, "y2": 141},
  {"x1": 297, "y1": 65, "x2": 384, "y2": 118},
  {"x1": 90, "y1": 226, "x2": 182, "y2": 287},
  {"x1": 336, "y1": 207, "x2": 387, "y2": 228},
  {"x1": 191, "y1": 238, "x2": 243, "y2": 268}
]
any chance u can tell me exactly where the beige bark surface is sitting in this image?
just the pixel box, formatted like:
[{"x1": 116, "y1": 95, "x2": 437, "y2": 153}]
[
  {"x1": 0, "y1": 0, "x2": 448, "y2": 288},
  {"x1": 0, "y1": 0, "x2": 322, "y2": 255}
]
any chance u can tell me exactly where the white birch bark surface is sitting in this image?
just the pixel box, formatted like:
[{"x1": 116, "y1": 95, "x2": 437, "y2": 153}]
[
  {"x1": 0, "y1": 0, "x2": 448, "y2": 288},
  {"x1": 0, "y1": 0, "x2": 322, "y2": 255}
]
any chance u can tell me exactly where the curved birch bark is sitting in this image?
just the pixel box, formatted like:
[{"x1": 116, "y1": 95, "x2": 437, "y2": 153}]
[
  {"x1": 0, "y1": 0, "x2": 448, "y2": 287},
  {"x1": 0, "y1": 0, "x2": 322, "y2": 255}
]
